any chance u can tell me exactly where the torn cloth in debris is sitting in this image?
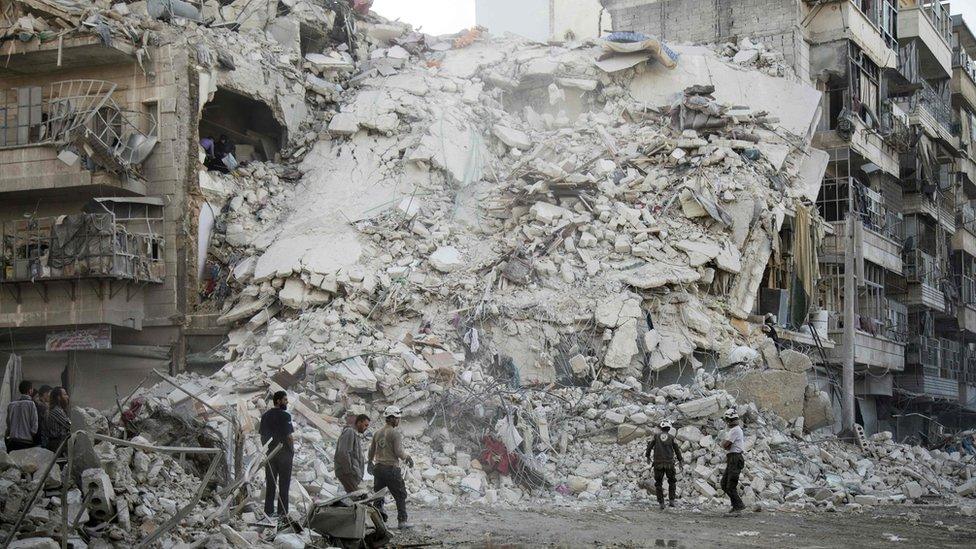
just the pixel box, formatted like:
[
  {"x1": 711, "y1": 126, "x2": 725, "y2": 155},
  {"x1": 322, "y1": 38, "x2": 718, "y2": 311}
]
[
  {"x1": 480, "y1": 435, "x2": 519, "y2": 475},
  {"x1": 599, "y1": 32, "x2": 679, "y2": 70},
  {"x1": 790, "y1": 201, "x2": 820, "y2": 328}
]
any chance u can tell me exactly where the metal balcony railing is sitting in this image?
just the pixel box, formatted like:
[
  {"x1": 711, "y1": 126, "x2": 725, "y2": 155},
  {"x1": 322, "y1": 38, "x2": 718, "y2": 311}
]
[
  {"x1": 0, "y1": 81, "x2": 157, "y2": 175},
  {"x1": 903, "y1": 0, "x2": 952, "y2": 43},
  {"x1": 954, "y1": 49, "x2": 976, "y2": 82},
  {"x1": 892, "y1": 78, "x2": 954, "y2": 134},
  {"x1": 958, "y1": 275, "x2": 976, "y2": 306},
  {"x1": 908, "y1": 335, "x2": 941, "y2": 368},
  {"x1": 959, "y1": 203, "x2": 976, "y2": 233},
  {"x1": 904, "y1": 248, "x2": 943, "y2": 287},
  {"x1": 0, "y1": 213, "x2": 164, "y2": 284}
]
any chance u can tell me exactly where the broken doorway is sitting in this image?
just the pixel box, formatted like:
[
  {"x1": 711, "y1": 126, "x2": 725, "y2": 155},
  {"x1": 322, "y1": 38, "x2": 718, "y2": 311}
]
[{"x1": 199, "y1": 88, "x2": 284, "y2": 164}]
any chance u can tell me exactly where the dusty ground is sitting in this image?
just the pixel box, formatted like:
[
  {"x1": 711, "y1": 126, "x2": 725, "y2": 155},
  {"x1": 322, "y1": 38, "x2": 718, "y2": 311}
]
[{"x1": 391, "y1": 503, "x2": 976, "y2": 548}]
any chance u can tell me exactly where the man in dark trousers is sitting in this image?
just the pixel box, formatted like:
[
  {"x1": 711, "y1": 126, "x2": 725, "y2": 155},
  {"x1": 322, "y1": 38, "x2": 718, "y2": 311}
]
[
  {"x1": 335, "y1": 413, "x2": 370, "y2": 493},
  {"x1": 259, "y1": 390, "x2": 295, "y2": 519},
  {"x1": 5, "y1": 380, "x2": 38, "y2": 451},
  {"x1": 368, "y1": 406, "x2": 414, "y2": 529},
  {"x1": 720, "y1": 408, "x2": 746, "y2": 514},
  {"x1": 644, "y1": 419, "x2": 683, "y2": 510},
  {"x1": 32, "y1": 385, "x2": 51, "y2": 448}
]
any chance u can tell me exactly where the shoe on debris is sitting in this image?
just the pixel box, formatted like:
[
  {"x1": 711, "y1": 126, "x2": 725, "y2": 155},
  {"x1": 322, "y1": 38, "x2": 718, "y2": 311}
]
[{"x1": 398, "y1": 522, "x2": 414, "y2": 530}]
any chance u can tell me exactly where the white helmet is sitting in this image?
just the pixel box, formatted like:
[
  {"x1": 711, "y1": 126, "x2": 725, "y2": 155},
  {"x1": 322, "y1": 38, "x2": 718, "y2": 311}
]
[
  {"x1": 659, "y1": 419, "x2": 673, "y2": 430},
  {"x1": 384, "y1": 405, "x2": 403, "y2": 418},
  {"x1": 723, "y1": 408, "x2": 740, "y2": 421}
]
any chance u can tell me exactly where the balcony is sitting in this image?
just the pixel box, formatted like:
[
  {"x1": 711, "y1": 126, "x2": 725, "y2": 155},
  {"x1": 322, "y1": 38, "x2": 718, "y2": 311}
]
[
  {"x1": 955, "y1": 275, "x2": 976, "y2": 335},
  {"x1": 902, "y1": 187, "x2": 955, "y2": 233},
  {"x1": 0, "y1": 35, "x2": 136, "y2": 77},
  {"x1": 892, "y1": 79, "x2": 957, "y2": 144},
  {"x1": 952, "y1": 49, "x2": 976, "y2": 111},
  {"x1": 953, "y1": 203, "x2": 976, "y2": 254},
  {"x1": 823, "y1": 290, "x2": 907, "y2": 371},
  {"x1": 806, "y1": 1, "x2": 898, "y2": 68},
  {"x1": 898, "y1": 1, "x2": 953, "y2": 78},
  {"x1": 903, "y1": 249, "x2": 947, "y2": 312},
  {"x1": 899, "y1": 336, "x2": 960, "y2": 399},
  {"x1": 0, "y1": 213, "x2": 164, "y2": 284},
  {"x1": 0, "y1": 81, "x2": 158, "y2": 184}
]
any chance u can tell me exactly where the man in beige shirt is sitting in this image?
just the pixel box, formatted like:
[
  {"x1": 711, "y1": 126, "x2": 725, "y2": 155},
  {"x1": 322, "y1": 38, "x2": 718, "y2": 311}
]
[{"x1": 368, "y1": 406, "x2": 414, "y2": 529}]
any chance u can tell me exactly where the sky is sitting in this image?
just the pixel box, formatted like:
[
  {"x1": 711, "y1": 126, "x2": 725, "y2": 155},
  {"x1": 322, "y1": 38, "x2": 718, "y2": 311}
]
[
  {"x1": 372, "y1": 0, "x2": 976, "y2": 36},
  {"x1": 372, "y1": 0, "x2": 475, "y2": 35}
]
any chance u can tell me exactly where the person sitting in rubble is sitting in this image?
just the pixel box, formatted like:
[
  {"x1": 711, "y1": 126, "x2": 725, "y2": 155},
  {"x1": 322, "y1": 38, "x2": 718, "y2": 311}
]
[
  {"x1": 4, "y1": 380, "x2": 38, "y2": 452},
  {"x1": 215, "y1": 134, "x2": 236, "y2": 166},
  {"x1": 335, "y1": 413, "x2": 370, "y2": 493},
  {"x1": 367, "y1": 406, "x2": 414, "y2": 530},
  {"x1": 200, "y1": 136, "x2": 221, "y2": 171},
  {"x1": 45, "y1": 387, "x2": 71, "y2": 453},
  {"x1": 644, "y1": 419, "x2": 683, "y2": 510},
  {"x1": 260, "y1": 390, "x2": 295, "y2": 520}
]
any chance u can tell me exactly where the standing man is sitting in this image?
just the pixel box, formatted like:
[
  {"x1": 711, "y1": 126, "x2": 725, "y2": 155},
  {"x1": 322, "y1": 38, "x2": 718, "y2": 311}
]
[
  {"x1": 5, "y1": 380, "x2": 38, "y2": 451},
  {"x1": 335, "y1": 413, "x2": 370, "y2": 493},
  {"x1": 45, "y1": 387, "x2": 72, "y2": 452},
  {"x1": 720, "y1": 408, "x2": 746, "y2": 514},
  {"x1": 368, "y1": 406, "x2": 414, "y2": 529},
  {"x1": 32, "y1": 385, "x2": 51, "y2": 448},
  {"x1": 644, "y1": 419, "x2": 683, "y2": 510},
  {"x1": 259, "y1": 390, "x2": 295, "y2": 519}
]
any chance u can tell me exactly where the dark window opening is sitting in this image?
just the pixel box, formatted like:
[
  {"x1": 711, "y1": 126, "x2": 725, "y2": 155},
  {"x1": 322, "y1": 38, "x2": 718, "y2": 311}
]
[{"x1": 199, "y1": 88, "x2": 284, "y2": 171}]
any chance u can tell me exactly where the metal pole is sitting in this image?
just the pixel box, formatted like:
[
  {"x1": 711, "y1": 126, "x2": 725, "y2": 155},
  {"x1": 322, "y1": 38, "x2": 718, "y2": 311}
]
[{"x1": 843, "y1": 188, "x2": 857, "y2": 432}]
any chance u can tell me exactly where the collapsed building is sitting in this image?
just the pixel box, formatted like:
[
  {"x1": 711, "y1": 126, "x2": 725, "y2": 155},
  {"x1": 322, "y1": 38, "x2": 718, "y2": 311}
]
[{"x1": 0, "y1": 0, "x2": 974, "y2": 547}]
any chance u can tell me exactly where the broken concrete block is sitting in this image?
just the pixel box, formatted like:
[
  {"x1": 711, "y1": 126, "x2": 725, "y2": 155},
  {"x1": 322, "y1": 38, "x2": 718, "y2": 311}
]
[
  {"x1": 492, "y1": 124, "x2": 532, "y2": 150},
  {"x1": 693, "y1": 478, "x2": 717, "y2": 498},
  {"x1": 604, "y1": 410, "x2": 626, "y2": 424},
  {"x1": 568, "y1": 354, "x2": 589, "y2": 376},
  {"x1": 82, "y1": 468, "x2": 116, "y2": 522},
  {"x1": 604, "y1": 319, "x2": 639, "y2": 369},
  {"x1": 220, "y1": 524, "x2": 251, "y2": 548},
  {"x1": 733, "y1": 49, "x2": 760, "y2": 65},
  {"x1": 595, "y1": 294, "x2": 641, "y2": 328},
  {"x1": 328, "y1": 112, "x2": 361, "y2": 135},
  {"x1": 617, "y1": 424, "x2": 648, "y2": 444},
  {"x1": 574, "y1": 460, "x2": 609, "y2": 479},
  {"x1": 958, "y1": 477, "x2": 976, "y2": 497},
  {"x1": 325, "y1": 357, "x2": 378, "y2": 392},
  {"x1": 530, "y1": 202, "x2": 572, "y2": 224},
  {"x1": 780, "y1": 349, "x2": 813, "y2": 373},
  {"x1": 902, "y1": 481, "x2": 923, "y2": 499},
  {"x1": 273, "y1": 533, "x2": 307, "y2": 549},
  {"x1": 854, "y1": 495, "x2": 879, "y2": 506},
  {"x1": 676, "y1": 425, "x2": 702, "y2": 443},
  {"x1": 803, "y1": 386, "x2": 834, "y2": 432},
  {"x1": 721, "y1": 369, "x2": 805, "y2": 421},
  {"x1": 429, "y1": 246, "x2": 462, "y2": 273},
  {"x1": 8, "y1": 447, "x2": 55, "y2": 475},
  {"x1": 676, "y1": 394, "x2": 723, "y2": 419}
]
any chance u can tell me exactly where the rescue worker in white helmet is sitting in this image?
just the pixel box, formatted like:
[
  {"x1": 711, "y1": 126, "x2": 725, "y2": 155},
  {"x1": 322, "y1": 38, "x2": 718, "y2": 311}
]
[
  {"x1": 644, "y1": 419, "x2": 684, "y2": 509},
  {"x1": 720, "y1": 408, "x2": 746, "y2": 514},
  {"x1": 368, "y1": 405, "x2": 414, "y2": 529}
]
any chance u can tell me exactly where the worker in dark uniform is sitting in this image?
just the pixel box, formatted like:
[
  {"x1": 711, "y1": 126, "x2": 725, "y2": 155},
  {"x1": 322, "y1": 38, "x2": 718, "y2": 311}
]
[
  {"x1": 644, "y1": 419, "x2": 683, "y2": 510},
  {"x1": 259, "y1": 390, "x2": 295, "y2": 519}
]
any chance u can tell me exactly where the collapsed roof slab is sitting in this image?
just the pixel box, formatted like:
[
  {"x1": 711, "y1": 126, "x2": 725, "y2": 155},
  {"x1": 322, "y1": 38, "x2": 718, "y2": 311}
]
[{"x1": 628, "y1": 45, "x2": 823, "y2": 142}]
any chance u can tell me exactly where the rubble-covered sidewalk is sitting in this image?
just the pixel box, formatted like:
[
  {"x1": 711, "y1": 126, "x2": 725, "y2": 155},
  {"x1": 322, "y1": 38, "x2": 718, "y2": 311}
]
[{"x1": 1, "y1": 1, "x2": 975, "y2": 548}]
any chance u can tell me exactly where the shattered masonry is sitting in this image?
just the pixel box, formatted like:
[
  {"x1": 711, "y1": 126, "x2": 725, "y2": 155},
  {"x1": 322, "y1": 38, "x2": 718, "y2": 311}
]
[{"x1": 0, "y1": 0, "x2": 974, "y2": 547}]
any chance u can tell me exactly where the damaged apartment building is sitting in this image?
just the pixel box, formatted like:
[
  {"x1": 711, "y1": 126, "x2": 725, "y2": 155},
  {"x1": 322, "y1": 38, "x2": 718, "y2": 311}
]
[
  {"x1": 601, "y1": 0, "x2": 976, "y2": 436},
  {"x1": 0, "y1": 0, "x2": 314, "y2": 405}
]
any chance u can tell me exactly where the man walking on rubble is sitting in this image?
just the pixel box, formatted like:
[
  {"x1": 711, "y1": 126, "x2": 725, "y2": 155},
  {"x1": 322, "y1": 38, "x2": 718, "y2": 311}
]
[
  {"x1": 720, "y1": 408, "x2": 746, "y2": 514},
  {"x1": 368, "y1": 405, "x2": 414, "y2": 530},
  {"x1": 335, "y1": 413, "x2": 370, "y2": 493},
  {"x1": 260, "y1": 390, "x2": 295, "y2": 519},
  {"x1": 645, "y1": 419, "x2": 683, "y2": 510}
]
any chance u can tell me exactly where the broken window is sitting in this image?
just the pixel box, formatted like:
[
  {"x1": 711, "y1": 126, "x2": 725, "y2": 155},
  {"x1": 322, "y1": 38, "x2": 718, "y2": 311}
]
[
  {"x1": 849, "y1": 43, "x2": 880, "y2": 126},
  {"x1": 199, "y1": 88, "x2": 283, "y2": 167}
]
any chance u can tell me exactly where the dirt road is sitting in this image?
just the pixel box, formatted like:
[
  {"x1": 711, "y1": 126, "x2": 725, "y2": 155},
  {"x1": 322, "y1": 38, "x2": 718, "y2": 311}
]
[{"x1": 392, "y1": 503, "x2": 976, "y2": 548}]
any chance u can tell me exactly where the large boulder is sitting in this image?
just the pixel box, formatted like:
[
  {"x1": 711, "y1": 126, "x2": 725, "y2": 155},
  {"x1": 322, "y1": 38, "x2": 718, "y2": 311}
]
[
  {"x1": 8, "y1": 447, "x2": 56, "y2": 475},
  {"x1": 720, "y1": 369, "x2": 806, "y2": 421},
  {"x1": 802, "y1": 385, "x2": 834, "y2": 432}
]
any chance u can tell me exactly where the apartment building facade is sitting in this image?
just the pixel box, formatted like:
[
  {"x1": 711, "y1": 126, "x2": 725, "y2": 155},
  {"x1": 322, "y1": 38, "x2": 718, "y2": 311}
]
[
  {"x1": 0, "y1": 1, "x2": 308, "y2": 406},
  {"x1": 602, "y1": 0, "x2": 976, "y2": 438}
]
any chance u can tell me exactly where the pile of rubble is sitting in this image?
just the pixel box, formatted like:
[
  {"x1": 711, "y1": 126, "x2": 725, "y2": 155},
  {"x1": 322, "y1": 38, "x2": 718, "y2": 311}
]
[
  {"x1": 2, "y1": 0, "x2": 976, "y2": 547},
  {"x1": 715, "y1": 36, "x2": 791, "y2": 77}
]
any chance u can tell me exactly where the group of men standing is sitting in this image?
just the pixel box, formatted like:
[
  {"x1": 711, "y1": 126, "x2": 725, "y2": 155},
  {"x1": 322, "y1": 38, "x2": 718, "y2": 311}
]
[
  {"x1": 259, "y1": 394, "x2": 414, "y2": 530},
  {"x1": 4, "y1": 380, "x2": 72, "y2": 453},
  {"x1": 258, "y1": 389, "x2": 748, "y2": 534},
  {"x1": 645, "y1": 408, "x2": 747, "y2": 514}
]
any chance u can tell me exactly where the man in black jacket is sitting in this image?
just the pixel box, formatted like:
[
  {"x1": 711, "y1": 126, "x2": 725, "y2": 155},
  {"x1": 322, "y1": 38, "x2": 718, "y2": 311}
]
[
  {"x1": 644, "y1": 419, "x2": 683, "y2": 510},
  {"x1": 259, "y1": 391, "x2": 294, "y2": 519}
]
